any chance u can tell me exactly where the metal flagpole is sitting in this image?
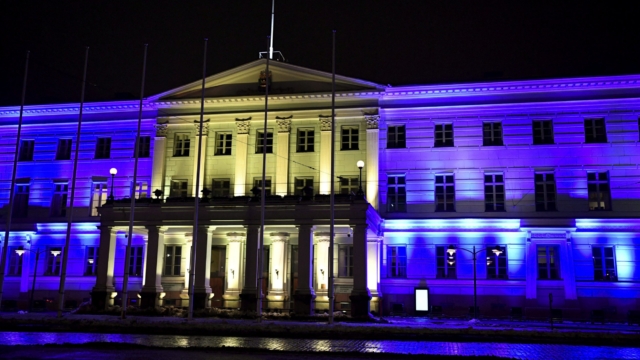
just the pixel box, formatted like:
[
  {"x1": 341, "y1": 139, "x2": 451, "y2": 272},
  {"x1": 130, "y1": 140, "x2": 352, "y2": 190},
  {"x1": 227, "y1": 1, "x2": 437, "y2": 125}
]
[
  {"x1": 0, "y1": 50, "x2": 30, "y2": 309},
  {"x1": 269, "y1": 0, "x2": 275, "y2": 59},
  {"x1": 328, "y1": 30, "x2": 336, "y2": 324},
  {"x1": 188, "y1": 38, "x2": 208, "y2": 320},
  {"x1": 57, "y1": 47, "x2": 90, "y2": 318},
  {"x1": 257, "y1": 35, "x2": 271, "y2": 321},
  {"x1": 121, "y1": 44, "x2": 148, "y2": 319}
]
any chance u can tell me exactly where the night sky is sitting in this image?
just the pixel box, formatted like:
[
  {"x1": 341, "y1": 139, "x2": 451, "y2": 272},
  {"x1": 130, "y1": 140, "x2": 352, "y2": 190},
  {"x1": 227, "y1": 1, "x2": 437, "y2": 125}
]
[{"x1": 2, "y1": 1, "x2": 640, "y2": 106}]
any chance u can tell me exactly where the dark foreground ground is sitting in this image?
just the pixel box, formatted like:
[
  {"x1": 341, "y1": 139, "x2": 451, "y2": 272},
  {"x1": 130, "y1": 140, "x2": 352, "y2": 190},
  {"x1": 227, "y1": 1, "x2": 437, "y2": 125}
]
[{"x1": 0, "y1": 343, "x2": 510, "y2": 360}]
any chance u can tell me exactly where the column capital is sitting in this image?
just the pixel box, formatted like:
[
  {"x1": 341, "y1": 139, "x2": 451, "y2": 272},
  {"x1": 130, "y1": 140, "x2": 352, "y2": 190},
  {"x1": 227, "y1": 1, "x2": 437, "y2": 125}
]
[
  {"x1": 314, "y1": 232, "x2": 331, "y2": 242},
  {"x1": 276, "y1": 116, "x2": 292, "y2": 133},
  {"x1": 269, "y1": 232, "x2": 290, "y2": 242},
  {"x1": 364, "y1": 114, "x2": 380, "y2": 129},
  {"x1": 236, "y1": 118, "x2": 251, "y2": 134},
  {"x1": 227, "y1": 232, "x2": 246, "y2": 242},
  {"x1": 319, "y1": 115, "x2": 332, "y2": 131},
  {"x1": 194, "y1": 122, "x2": 209, "y2": 136},
  {"x1": 155, "y1": 123, "x2": 169, "y2": 137}
]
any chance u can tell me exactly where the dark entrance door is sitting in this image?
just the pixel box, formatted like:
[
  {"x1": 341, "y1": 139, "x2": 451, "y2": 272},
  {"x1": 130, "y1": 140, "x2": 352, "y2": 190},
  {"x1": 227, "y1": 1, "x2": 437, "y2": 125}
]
[{"x1": 210, "y1": 245, "x2": 226, "y2": 308}]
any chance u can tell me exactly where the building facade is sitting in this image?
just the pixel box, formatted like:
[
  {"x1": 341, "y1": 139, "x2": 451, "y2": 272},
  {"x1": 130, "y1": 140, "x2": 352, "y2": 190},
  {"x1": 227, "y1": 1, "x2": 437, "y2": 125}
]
[{"x1": 1, "y1": 60, "x2": 639, "y2": 320}]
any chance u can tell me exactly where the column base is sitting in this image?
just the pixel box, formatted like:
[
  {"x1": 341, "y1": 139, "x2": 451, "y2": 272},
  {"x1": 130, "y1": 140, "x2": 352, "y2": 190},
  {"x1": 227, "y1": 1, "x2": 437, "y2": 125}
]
[
  {"x1": 91, "y1": 288, "x2": 116, "y2": 310},
  {"x1": 266, "y1": 291, "x2": 287, "y2": 310},
  {"x1": 293, "y1": 290, "x2": 316, "y2": 315},
  {"x1": 239, "y1": 292, "x2": 258, "y2": 312},
  {"x1": 193, "y1": 291, "x2": 212, "y2": 310},
  {"x1": 350, "y1": 290, "x2": 372, "y2": 318},
  {"x1": 140, "y1": 290, "x2": 165, "y2": 308}
]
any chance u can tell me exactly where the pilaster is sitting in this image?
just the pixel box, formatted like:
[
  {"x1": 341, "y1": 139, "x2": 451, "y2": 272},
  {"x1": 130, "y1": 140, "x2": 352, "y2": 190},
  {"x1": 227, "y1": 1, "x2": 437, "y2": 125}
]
[
  {"x1": 275, "y1": 117, "x2": 292, "y2": 196},
  {"x1": 192, "y1": 122, "x2": 208, "y2": 196},
  {"x1": 234, "y1": 119, "x2": 250, "y2": 196},
  {"x1": 318, "y1": 116, "x2": 332, "y2": 194},
  {"x1": 151, "y1": 123, "x2": 168, "y2": 196},
  {"x1": 365, "y1": 114, "x2": 379, "y2": 209}
]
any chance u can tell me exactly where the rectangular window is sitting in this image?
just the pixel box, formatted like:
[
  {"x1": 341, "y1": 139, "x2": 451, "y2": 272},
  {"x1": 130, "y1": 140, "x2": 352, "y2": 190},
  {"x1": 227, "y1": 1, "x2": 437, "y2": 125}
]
[
  {"x1": 85, "y1": 247, "x2": 99, "y2": 276},
  {"x1": 256, "y1": 130, "x2": 273, "y2": 153},
  {"x1": 387, "y1": 175, "x2": 406, "y2": 213},
  {"x1": 13, "y1": 184, "x2": 30, "y2": 218},
  {"x1": 136, "y1": 136, "x2": 151, "y2": 158},
  {"x1": 339, "y1": 176, "x2": 359, "y2": 195},
  {"x1": 173, "y1": 133, "x2": 190, "y2": 157},
  {"x1": 45, "y1": 247, "x2": 62, "y2": 276},
  {"x1": 387, "y1": 246, "x2": 407, "y2": 278},
  {"x1": 484, "y1": 173, "x2": 505, "y2": 212},
  {"x1": 535, "y1": 173, "x2": 556, "y2": 211},
  {"x1": 436, "y1": 246, "x2": 456, "y2": 279},
  {"x1": 133, "y1": 181, "x2": 148, "y2": 199},
  {"x1": 585, "y1": 118, "x2": 607, "y2": 143},
  {"x1": 50, "y1": 183, "x2": 68, "y2": 217},
  {"x1": 294, "y1": 177, "x2": 313, "y2": 196},
  {"x1": 297, "y1": 129, "x2": 315, "y2": 152},
  {"x1": 434, "y1": 124, "x2": 453, "y2": 147},
  {"x1": 90, "y1": 182, "x2": 107, "y2": 216},
  {"x1": 129, "y1": 246, "x2": 143, "y2": 276},
  {"x1": 533, "y1": 120, "x2": 554, "y2": 145},
  {"x1": 211, "y1": 178, "x2": 231, "y2": 197},
  {"x1": 8, "y1": 246, "x2": 24, "y2": 276},
  {"x1": 164, "y1": 245, "x2": 182, "y2": 276},
  {"x1": 56, "y1": 139, "x2": 72, "y2": 160},
  {"x1": 588, "y1": 172, "x2": 611, "y2": 211},
  {"x1": 537, "y1": 245, "x2": 560, "y2": 280},
  {"x1": 18, "y1": 140, "x2": 34, "y2": 161},
  {"x1": 95, "y1": 137, "x2": 111, "y2": 159},
  {"x1": 253, "y1": 177, "x2": 272, "y2": 196},
  {"x1": 338, "y1": 245, "x2": 353, "y2": 277},
  {"x1": 215, "y1": 132, "x2": 232, "y2": 155},
  {"x1": 387, "y1": 125, "x2": 406, "y2": 149},
  {"x1": 341, "y1": 126, "x2": 359, "y2": 150},
  {"x1": 593, "y1": 246, "x2": 617, "y2": 281},
  {"x1": 170, "y1": 180, "x2": 188, "y2": 198},
  {"x1": 435, "y1": 174, "x2": 455, "y2": 212},
  {"x1": 483, "y1": 122, "x2": 503, "y2": 146},
  {"x1": 487, "y1": 246, "x2": 507, "y2": 279}
]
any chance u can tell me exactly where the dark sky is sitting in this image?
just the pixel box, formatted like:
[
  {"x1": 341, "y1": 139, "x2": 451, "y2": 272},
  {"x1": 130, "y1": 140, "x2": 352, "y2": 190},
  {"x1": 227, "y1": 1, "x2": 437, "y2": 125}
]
[{"x1": 2, "y1": 1, "x2": 640, "y2": 106}]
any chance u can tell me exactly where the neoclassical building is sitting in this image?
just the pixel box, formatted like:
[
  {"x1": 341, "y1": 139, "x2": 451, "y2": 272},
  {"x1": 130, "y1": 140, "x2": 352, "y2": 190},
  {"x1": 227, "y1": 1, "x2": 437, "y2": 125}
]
[{"x1": 1, "y1": 60, "x2": 639, "y2": 320}]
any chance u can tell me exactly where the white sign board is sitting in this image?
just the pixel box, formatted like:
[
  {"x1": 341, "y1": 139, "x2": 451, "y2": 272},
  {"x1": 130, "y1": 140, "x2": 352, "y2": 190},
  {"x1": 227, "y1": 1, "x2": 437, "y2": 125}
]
[{"x1": 415, "y1": 288, "x2": 429, "y2": 311}]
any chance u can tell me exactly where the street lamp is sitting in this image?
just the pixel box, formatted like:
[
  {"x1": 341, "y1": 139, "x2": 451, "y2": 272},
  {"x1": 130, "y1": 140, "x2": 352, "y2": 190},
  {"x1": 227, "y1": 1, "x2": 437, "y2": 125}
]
[
  {"x1": 447, "y1": 244, "x2": 502, "y2": 320},
  {"x1": 108, "y1": 167, "x2": 117, "y2": 202},
  {"x1": 15, "y1": 244, "x2": 56, "y2": 312},
  {"x1": 356, "y1": 160, "x2": 365, "y2": 197}
]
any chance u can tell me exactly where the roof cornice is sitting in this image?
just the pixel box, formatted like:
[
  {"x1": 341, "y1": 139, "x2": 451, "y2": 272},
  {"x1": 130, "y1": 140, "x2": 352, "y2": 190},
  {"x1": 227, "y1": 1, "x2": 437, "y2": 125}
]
[
  {"x1": 153, "y1": 91, "x2": 385, "y2": 107},
  {"x1": 0, "y1": 100, "x2": 155, "y2": 117}
]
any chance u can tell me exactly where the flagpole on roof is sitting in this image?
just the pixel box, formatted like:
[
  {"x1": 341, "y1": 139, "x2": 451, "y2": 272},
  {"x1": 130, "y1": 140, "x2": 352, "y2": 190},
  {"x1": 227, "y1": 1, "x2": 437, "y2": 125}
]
[
  {"x1": 328, "y1": 30, "x2": 336, "y2": 324},
  {"x1": 0, "y1": 50, "x2": 30, "y2": 309},
  {"x1": 58, "y1": 46, "x2": 90, "y2": 318},
  {"x1": 188, "y1": 38, "x2": 209, "y2": 320},
  {"x1": 121, "y1": 43, "x2": 148, "y2": 319}
]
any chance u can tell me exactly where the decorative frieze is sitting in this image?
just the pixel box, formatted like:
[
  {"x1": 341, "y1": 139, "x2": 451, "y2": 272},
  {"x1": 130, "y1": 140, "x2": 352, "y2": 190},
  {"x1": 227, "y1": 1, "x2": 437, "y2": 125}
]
[
  {"x1": 365, "y1": 114, "x2": 380, "y2": 129},
  {"x1": 276, "y1": 117, "x2": 292, "y2": 133},
  {"x1": 236, "y1": 118, "x2": 251, "y2": 134},
  {"x1": 154, "y1": 123, "x2": 168, "y2": 137}
]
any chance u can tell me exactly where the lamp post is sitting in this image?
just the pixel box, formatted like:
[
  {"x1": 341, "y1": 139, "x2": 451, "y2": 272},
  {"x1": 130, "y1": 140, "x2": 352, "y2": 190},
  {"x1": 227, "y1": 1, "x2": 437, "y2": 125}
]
[
  {"x1": 447, "y1": 244, "x2": 502, "y2": 320},
  {"x1": 356, "y1": 160, "x2": 365, "y2": 197},
  {"x1": 15, "y1": 244, "x2": 53, "y2": 312},
  {"x1": 108, "y1": 168, "x2": 117, "y2": 202}
]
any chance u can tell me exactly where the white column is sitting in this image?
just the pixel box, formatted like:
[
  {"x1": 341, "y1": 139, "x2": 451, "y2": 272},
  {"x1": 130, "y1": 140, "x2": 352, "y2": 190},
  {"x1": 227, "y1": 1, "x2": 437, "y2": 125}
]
[
  {"x1": 92, "y1": 226, "x2": 118, "y2": 309},
  {"x1": 151, "y1": 124, "x2": 168, "y2": 196},
  {"x1": 224, "y1": 232, "x2": 245, "y2": 306},
  {"x1": 314, "y1": 232, "x2": 330, "y2": 292},
  {"x1": 234, "y1": 119, "x2": 250, "y2": 196},
  {"x1": 192, "y1": 123, "x2": 208, "y2": 196},
  {"x1": 319, "y1": 117, "x2": 332, "y2": 194},
  {"x1": 267, "y1": 232, "x2": 289, "y2": 309},
  {"x1": 180, "y1": 234, "x2": 192, "y2": 303},
  {"x1": 275, "y1": 118, "x2": 292, "y2": 196},
  {"x1": 365, "y1": 115, "x2": 380, "y2": 209},
  {"x1": 367, "y1": 236, "x2": 382, "y2": 297}
]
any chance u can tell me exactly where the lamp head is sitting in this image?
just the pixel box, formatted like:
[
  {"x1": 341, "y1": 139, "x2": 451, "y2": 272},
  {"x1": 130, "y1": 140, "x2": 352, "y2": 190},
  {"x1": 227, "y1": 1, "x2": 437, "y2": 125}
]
[
  {"x1": 110, "y1": 168, "x2": 118, "y2": 176},
  {"x1": 447, "y1": 245, "x2": 456, "y2": 255},
  {"x1": 50, "y1": 250, "x2": 61, "y2": 257},
  {"x1": 15, "y1": 249, "x2": 25, "y2": 256},
  {"x1": 357, "y1": 160, "x2": 365, "y2": 169},
  {"x1": 492, "y1": 245, "x2": 503, "y2": 256}
]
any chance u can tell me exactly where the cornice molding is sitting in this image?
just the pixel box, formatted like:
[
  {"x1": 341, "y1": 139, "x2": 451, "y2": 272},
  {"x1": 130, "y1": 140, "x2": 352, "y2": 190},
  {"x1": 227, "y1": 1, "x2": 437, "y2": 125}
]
[
  {"x1": 0, "y1": 102, "x2": 155, "y2": 117},
  {"x1": 153, "y1": 91, "x2": 384, "y2": 107}
]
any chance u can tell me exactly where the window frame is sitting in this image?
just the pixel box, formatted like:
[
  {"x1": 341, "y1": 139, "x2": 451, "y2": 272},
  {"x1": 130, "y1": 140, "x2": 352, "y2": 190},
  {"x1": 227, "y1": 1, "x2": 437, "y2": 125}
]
[
  {"x1": 45, "y1": 246, "x2": 63, "y2": 276},
  {"x1": 340, "y1": 126, "x2": 359, "y2": 151},
  {"x1": 482, "y1": 122, "x2": 503, "y2": 146},
  {"x1": 435, "y1": 174, "x2": 455, "y2": 212},
  {"x1": 339, "y1": 176, "x2": 359, "y2": 195},
  {"x1": 90, "y1": 182, "x2": 107, "y2": 216},
  {"x1": 434, "y1": 124, "x2": 453, "y2": 147},
  {"x1": 486, "y1": 245, "x2": 508, "y2": 279},
  {"x1": 136, "y1": 136, "x2": 151, "y2": 158},
  {"x1": 164, "y1": 245, "x2": 182, "y2": 276},
  {"x1": 215, "y1": 132, "x2": 232, "y2": 156},
  {"x1": 532, "y1": 120, "x2": 554, "y2": 145},
  {"x1": 294, "y1": 177, "x2": 313, "y2": 196},
  {"x1": 587, "y1": 171, "x2": 611, "y2": 211},
  {"x1": 584, "y1": 118, "x2": 607, "y2": 143},
  {"x1": 94, "y1": 137, "x2": 112, "y2": 159},
  {"x1": 255, "y1": 129, "x2": 274, "y2": 154},
  {"x1": 387, "y1": 174, "x2": 407, "y2": 213},
  {"x1": 13, "y1": 183, "x2": 30, "y2": 218},
  {"x1": 128, "y1": 246, "x2": 144, "y2": 277},
  {"x1": 173, "y1": 133, "x2": 191, "y2": 157},
  {"x1": 211, "y1": 178, "x2": 231, "y2": 198},
  {"x1": 534, "y1": 172, "x2": 556, "y2": 211},
  {"x1": 387, "y1": 125, "x2": 406, "y2": 149},
  {"x1": 253, "y1": 177, "x2": 272, "y2": 196},
  {"x1": 50, "y1": 182, "x2": 69, "y2": 217},
  {"x1": 84, "y1": 246, "x2": 99, "y2": 276},
  {"x1": 18, "y1": 140, "x2": 35, "y2": 161},
  {"x1": 338, "y1": 244, "x2": 354, "y2": 277},
  {"x1": 387, "y1": 245, "x2": 407, "y2": 278},
  {"x1": 592, "y1": 246, "x2": 617, "y2": 281},
  {"x1": 56, "y1": 139, "x2": 72, "y2": 160},
  {"x1": 436, "y1": 246, "x2": 456, "y2": 279},
  {"x1": 170, "y1": 179, "x2": 189, "y2": 198},
  {"x1": 484, "y1": 173, "x2": 505, "y2": 212},
  {"x1": 296, "y1": 128, "x2": 315, "y2": 152},
  {"x1": 8, "y1": 246, "x2": 24, "y2": 276},
  {"x1": 537, "y1": 245, "x2": 560, "y2": 280}
]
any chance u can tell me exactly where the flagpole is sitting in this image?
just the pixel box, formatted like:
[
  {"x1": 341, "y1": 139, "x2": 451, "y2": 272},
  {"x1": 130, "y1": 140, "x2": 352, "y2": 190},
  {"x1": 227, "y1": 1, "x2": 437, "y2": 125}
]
[
  {"x1": 58, "y1": 47, "x2": 90, "y2": 318},
  {"x1": 257, "y1": 35, "x2": 271, "y2": 321},
  {"x1": 0, "y1": 50, "x2": 30, "y2": 309},
  {"x1": 328, "y1": 30, "x2": 336, "y2": 324},
  {"x1": 188, "y1": 38, "x2": 208, "y2": 320},
  {"x1": 121, "y1": 44, "x2": 148, "y2": 319}
]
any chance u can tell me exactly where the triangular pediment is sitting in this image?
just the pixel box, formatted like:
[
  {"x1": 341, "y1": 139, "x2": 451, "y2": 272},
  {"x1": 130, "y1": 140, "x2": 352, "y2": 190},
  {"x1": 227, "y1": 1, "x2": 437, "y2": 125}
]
[{"x1": 150, "y1": 59, "x2": 384, "y2": 101}]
